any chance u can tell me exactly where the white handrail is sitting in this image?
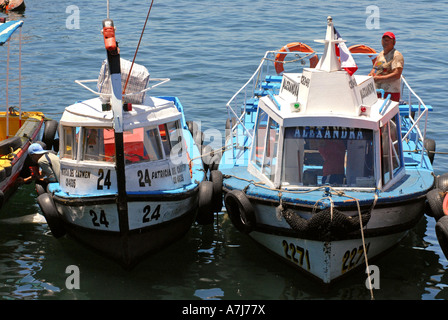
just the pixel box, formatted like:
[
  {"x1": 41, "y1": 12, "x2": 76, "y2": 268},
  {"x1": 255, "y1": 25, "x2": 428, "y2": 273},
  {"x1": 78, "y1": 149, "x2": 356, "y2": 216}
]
[{"x1": 75, "y1": 78, "x2": 171, "y2": 97}]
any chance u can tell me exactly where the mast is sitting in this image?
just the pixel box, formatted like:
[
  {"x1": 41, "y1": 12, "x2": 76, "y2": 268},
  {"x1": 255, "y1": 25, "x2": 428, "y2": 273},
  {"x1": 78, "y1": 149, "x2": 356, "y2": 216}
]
[
  {"x1": 314, "y1": 16, "x2": 343, "y2": 72},
  {"x1": 102, "y1": 17, "x2": 130, "y2": 262}
]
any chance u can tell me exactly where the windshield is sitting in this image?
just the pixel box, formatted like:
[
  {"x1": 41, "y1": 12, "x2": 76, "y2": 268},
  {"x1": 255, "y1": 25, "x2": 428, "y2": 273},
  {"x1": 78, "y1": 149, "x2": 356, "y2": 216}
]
[{"x1": 282, "y1": 126, "x2": 375, "y2": 187}]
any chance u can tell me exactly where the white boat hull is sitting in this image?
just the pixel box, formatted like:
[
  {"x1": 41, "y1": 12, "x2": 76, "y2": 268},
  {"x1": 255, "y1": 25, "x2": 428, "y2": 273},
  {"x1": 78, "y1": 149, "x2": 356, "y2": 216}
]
[
  {"x1": 250, "y1": 230, "x2": 407, "y2": 284},
  {"x1": 224, "y1": 189, "x2": 426, "y2": 284},
  {"x1": 52, "y1": 193, "x2": 198, "y2": 267}
]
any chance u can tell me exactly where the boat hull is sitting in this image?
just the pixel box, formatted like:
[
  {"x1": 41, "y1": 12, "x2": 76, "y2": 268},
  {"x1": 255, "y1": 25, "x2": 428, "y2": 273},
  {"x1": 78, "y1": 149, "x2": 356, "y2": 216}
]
[
  {"x1": 223, "y1": 188, "x2": 426, "y2": 284},
  {"x1": 52, "y1": 192, "x2": 198, "y2": 267},
  {"x1": 250, "y1": 230, "x2": 408, "y2": 284}
]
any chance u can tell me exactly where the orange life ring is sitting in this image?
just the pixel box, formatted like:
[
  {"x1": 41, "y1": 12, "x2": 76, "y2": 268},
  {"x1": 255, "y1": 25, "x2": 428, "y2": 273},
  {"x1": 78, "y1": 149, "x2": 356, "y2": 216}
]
[
  {"x1": 348, "y1": 44, "x2": 377, "y2": 65},
  {"x1": 274, "y1": 42, "x2": 318, "y2": 74}
]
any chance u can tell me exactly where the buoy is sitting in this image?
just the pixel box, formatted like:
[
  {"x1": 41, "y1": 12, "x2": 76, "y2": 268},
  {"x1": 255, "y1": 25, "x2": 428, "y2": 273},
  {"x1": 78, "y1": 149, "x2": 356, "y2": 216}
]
[
  {"x1": 224, "y1": 190, "x2": 256, "y2": 233},
  {"x1": 210, "y1": 170, "x2": 223, "y2": 213},
  {"x1": 435, "y1": 215, "x2": 448, "y2": 260},
  {"x1": 196, "y1": 181, "x2": 214, "y2": 225},
  {"x1": 274, "y1": 42, "x2": 318, "y2": 74},
  {"x1": 37, "y1": 193, "x2": 66, "y2": 238},
  {"x1": 348, "y1": 44, "x2": 377, "y2": 65},
  {"x1": 426, "y1": 188, "x2": 445, "y2": 221}
]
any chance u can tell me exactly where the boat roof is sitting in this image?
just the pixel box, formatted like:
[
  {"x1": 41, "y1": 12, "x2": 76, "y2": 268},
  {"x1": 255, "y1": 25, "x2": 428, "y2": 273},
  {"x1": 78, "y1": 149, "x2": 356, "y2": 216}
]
[
  {"x1": 0, "y1": 20, "x2": 23, "y2": 45},
  {"x1": 258, "y1": 16, "x2": 400, "y2": 130},
  {"x1": 60, "y1": 96, "x2": 182, "y2": 129}
]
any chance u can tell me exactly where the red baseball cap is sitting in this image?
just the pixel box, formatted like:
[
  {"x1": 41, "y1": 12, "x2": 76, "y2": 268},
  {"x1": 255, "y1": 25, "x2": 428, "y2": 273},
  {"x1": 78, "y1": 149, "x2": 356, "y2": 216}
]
[{"x1": 382, "y1": 32, "x2": 396, "y2": 40}]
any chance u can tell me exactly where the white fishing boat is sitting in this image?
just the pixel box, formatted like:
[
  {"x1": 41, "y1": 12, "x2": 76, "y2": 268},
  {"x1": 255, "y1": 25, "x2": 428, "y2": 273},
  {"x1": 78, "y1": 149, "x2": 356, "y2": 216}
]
[
  {"x1": 37, "y1": 16, "x2": 212, "y2": 268},
  {"x1": 0, "y1": 19, "x2": 56, "y2": 210},
  {"x1": 218, "y1": 17, "x2": 435, "y2": 284}
]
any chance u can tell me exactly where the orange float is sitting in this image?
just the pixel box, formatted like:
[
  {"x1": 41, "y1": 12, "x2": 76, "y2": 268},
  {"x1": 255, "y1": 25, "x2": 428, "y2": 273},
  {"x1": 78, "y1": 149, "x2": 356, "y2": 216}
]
[
  {"x1": 274, "y1": 42, "x2": 318, "y2": 74},
  {"x1": 348, "y1": 44, "x2": 377, "y2": 65}
]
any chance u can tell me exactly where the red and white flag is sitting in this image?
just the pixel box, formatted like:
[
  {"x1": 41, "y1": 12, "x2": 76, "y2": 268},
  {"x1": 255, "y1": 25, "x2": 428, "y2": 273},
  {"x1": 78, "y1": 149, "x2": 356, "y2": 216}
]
[{"x1": 334, "y1": 27, "x2": 358, "y2": 76}]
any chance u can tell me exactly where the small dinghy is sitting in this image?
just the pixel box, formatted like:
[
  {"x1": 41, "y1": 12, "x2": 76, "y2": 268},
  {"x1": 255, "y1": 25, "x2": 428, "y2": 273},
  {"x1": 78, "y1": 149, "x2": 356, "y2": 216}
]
[
  {"x1": 0, "y1": 0, "x2": 25, "y2": 12},
  {"x1": 37, "y1": 17, "x2": 210, "y2": 268},
  {"x1": 218, "y1": 17, "x2": 434, "y2": 284}
]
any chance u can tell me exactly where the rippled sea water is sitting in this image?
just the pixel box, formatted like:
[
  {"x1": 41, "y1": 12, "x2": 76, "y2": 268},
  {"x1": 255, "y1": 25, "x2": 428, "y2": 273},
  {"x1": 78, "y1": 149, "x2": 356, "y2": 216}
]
[{"x1": 0, "y1": 0, "x2": 448, "y2": 305}]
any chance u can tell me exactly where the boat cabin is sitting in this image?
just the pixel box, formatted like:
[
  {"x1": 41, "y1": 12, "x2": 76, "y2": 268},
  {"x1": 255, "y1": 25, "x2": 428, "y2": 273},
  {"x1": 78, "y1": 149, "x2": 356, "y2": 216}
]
[
  {"x1": 248, "y1": 72, "x2": 404, "y2": 191},
  {"x1": 58, "y1": 96, "x2": 192, "y2": 196},
  {"x1": 247, "y1": 20, "x2": 405, "y2": 191}
]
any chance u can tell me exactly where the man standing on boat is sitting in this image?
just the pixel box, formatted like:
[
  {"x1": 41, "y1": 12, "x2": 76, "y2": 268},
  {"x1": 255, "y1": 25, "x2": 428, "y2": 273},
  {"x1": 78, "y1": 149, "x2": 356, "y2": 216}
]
[{"x1": 368, "y1": 32, "x2": 404, "y2": 102}]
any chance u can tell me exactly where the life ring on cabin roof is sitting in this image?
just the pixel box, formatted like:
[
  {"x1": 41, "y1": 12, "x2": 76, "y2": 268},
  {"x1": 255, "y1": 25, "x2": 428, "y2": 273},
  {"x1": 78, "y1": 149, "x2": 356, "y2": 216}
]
[
  {"x1": 274, "y1": 42, "x2": 318, "y2": 74},
  {"x1": 348, "y1": 44, "x2": 377, "y2": 65}
]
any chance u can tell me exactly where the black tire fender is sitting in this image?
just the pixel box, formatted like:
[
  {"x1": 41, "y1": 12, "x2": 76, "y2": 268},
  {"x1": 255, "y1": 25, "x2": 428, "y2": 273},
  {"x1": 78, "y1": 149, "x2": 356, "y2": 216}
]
[
  {"x1": 436, "y1": 215, "x2": 448, "y2": 260},
  {"x1": 42, "y1": 120, "x2": 58, "y2": 151},
  {"x1": 427, "y1": 188, "x2": 445, "y2": 221},
  {"x1": 437, "y1": 173, "x2": 448, "y2": 192},
  {"x1": 424, "y1": 138, "x2": 436, "y2": 164},
  {"x1": 35, "y1": 183, "x2": 46, "y2": 196},
  {"x1": 196, "y1": 181, "x2": 214, "y2": 225},
  {"x1": 37, "y1": 193, "x2": 66, "y2": 238},
  {"x1": 224, "y1": 190, "x2": 256, "y2": 233},
  {"x1": 210, "y1": 170, "x2": 223, "y2": 213}
]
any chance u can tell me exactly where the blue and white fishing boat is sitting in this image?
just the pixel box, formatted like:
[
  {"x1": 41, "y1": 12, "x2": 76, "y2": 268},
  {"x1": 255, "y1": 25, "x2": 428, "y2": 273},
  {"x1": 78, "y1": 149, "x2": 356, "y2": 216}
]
[
  {"x1": 219, "y1": 17, "x2": 435, "y2": 284},
  {"x1": 37, "y1": 16, "x2": 211, "y2": 268}
]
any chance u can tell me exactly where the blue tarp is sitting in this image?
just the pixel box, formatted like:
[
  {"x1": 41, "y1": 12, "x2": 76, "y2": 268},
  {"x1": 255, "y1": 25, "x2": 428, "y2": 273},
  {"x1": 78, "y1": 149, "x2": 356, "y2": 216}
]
[{"x1": 0, "y1": 20, "x2": 23, "y2": 45}]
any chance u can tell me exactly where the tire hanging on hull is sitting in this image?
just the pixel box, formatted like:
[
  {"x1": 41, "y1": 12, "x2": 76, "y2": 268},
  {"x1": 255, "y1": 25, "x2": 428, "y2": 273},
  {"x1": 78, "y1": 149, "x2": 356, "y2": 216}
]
[
  {"x1": 224, "y1": 190, "x2": 256, "y2": 233},
  {"x1": 37, "y1": 193, "x2": 66, "y2": 238}
]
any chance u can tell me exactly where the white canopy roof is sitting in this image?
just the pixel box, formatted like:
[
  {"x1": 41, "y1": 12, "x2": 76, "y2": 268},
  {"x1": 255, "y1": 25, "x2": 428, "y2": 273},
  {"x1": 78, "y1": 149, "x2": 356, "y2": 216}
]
[{"x1": 60, "y1": 96, "x2": 181, "y2": 129}]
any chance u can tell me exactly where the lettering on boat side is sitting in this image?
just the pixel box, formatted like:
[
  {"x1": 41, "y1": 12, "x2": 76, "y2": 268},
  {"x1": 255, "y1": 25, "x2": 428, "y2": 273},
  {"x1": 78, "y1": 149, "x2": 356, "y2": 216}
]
[
  {"x1": 291, "y1": 126, "x2": 370, "y2": 140},
  {"x1": 181, "y1": 304, "x2": 266, "y2": 317},
  {"x1": 282, "y1": 77, "x2": 300, "y2": 97},
  {"x1": 300, "y1": 75, "x2": 310, "y2": 88},
  {"x1": 61, "y1": 168, "x2": 92, "y2": 179},
  {"x1": 360, "y1": 81, "x2": 375, "y2": 100},
  {"x1": 282, "y1": 240, "x2": 311, "y2": 270}
]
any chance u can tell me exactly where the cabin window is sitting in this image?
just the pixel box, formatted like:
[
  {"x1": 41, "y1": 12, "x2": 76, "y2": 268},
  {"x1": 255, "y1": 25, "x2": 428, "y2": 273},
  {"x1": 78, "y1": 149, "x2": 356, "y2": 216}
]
[
  {"x1": 281, "y1": 126, "x2": 375, "y2": 188},
  {"x1": 252, "y1": 109, "x2": 269, "y2": 168},
  {"x1": 62, "y1": 126, "x2": 79, "y2": 160},
  {"x1": 82, "y1": 128, "x2": 115, "y2": 162},
  {"x1": 251, "y1": 110, "x2": 280, "y2": 182},
  {"x1": 380, "y1": 115, "x2": 403, "y2": 186},
  {"x1": 159, "y1": 120, "x2": 183, "y2": 158},
  {"x1": 121, "y1": 127, "x2": 164, "y2": 164},
  {"x1": 262, "y1": 118, "x2": 280, "y2": 182}
]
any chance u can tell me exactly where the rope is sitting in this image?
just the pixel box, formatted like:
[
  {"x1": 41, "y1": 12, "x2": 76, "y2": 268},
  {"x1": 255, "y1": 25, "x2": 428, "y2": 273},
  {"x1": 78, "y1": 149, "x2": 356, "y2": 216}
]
[
  {"x1": 123, "y1": 0, "x2": 155, "y2": 95},
  {"x1": 225, "y1": 172, "x2": 378, "y2": 297},
  {"x1": 342, "y1": 191, "x2": 378, "y2": 300}
]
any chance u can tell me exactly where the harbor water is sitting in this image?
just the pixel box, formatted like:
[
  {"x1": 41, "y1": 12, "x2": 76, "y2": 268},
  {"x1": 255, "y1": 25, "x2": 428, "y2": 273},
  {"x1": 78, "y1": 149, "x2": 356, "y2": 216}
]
[{"x1": 1, "y1": 0, "x2": 448, "y2": 302}]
